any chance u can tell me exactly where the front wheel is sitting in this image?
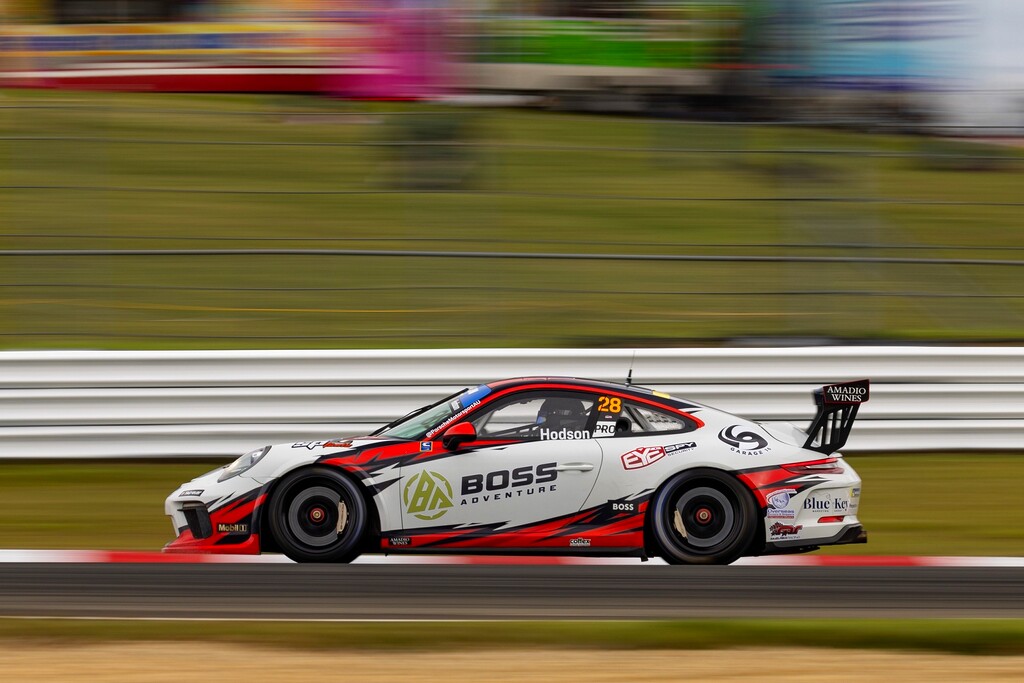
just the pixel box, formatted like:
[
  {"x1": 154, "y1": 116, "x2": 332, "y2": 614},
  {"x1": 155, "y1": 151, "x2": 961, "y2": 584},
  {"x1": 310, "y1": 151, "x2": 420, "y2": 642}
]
[
  {"x1": 268, "y1": 467, "x2": 368, "y2": 563},
  {"x1": 650, "y1": 469, "x2": 757, "y2": 565}
]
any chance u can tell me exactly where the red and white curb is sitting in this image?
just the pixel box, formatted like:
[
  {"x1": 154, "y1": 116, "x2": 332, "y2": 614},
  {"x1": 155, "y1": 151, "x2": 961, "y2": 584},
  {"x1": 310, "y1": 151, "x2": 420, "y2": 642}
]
[{"x1": 0, "y1": 550, "x2": 1022, "y2": 567}]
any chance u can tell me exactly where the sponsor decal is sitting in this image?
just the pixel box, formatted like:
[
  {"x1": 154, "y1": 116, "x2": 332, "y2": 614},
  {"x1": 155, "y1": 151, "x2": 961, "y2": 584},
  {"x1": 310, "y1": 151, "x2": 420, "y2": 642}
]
[
  {"x1": 458, "y1": 385, "x2": 493, "y2": 408},
  {"x1": 292, "y1": 441, "x2": 330, "y2": 450},
  {"x1": 459, "y1": 463, "x2": 558, "y2": 505},
  {"x1": 768, "y1": 522, "x2": 802, "y2": 539},
  {"x1": 848, "y1": 487, "x2": 861, "y2": 514},
  {"x1": 621, "y1": 446, "x2": 667, "y2": 470},
  {"x1": 459, "y1": 486, "x2": 558, "y2": 506},
  {"x1": 803, "y1": 491, "x2": 850, "y2": 514},
  {"x1": 652, "y1": 391, "x2": 672, "y2": 399},
  {"x1": 179, "y1": 489, "x2": 203, "y2": 497},
  {"x1": 388, "y1": 536, "x2": 411, "y2": 547},
  {"x1": 540, "y1": 427, "x2": 591, "y2": 440},
  {"x1": 822, "y1": 379, "x2": 870, "y2": 405},
  {"x1": 217, "y1": 523, "x2": 249, "y2": 534},
  {"x1": 405, "y1": 465, "x2": 561, "y2": 518},
  {"x1": 419, "y1": 441, "x2": 432, "y2": 453},
  {"x1": 593, "y1": 422, "x2": 616, "y2": 438},
  {"x1": 664, "y1": 441, "x2": 696, "y2": 455},
  {"x1": 569, "y1": 538, "x2": 591, "y2": 547},
  {"x1": 610, "y1": 501, "x2": 636, "y2": 513},
  {"x1": 324, "y1": 440, "x2": 353, "y2": 449},
  {"x1": 718, "y1": 425, "x2": 771, "y2": 455},
  {"x1": 765, "y1": 488, "x2": 797, "y2": 519},
  {"x1": 403, "y1": 470, "x2": 455, "y2": 521},
  {"x1": 425, "y1": 401, "x2": 481, "y2": 439}
]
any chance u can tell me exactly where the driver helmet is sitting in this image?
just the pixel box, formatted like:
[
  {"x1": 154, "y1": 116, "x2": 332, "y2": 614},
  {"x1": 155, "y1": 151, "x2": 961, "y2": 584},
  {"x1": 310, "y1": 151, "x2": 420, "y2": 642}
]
[{"x1": 536, "y1": 397, "x2": 588, "y2": 430}]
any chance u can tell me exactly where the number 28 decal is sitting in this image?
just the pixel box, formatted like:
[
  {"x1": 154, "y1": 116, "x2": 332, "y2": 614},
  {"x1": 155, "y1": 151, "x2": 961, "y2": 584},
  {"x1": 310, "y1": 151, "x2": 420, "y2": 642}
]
[{"x1": 597, "y1": 396, "x2": 622, "y2": 413}]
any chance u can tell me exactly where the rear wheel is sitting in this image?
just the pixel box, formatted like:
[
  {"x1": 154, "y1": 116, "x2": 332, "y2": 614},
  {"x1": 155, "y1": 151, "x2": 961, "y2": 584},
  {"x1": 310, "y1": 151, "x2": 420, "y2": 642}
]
[
  {"x1": 268, "y1": 467, "x2": 367, "y2": 563},
  {"x1": 650, "y1": 469, "x2": 757, "y2": 565}
]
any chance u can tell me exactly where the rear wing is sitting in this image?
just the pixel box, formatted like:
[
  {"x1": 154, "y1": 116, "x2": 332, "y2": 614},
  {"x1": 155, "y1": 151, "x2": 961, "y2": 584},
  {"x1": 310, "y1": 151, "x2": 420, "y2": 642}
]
[{"x1": 802, "y1": 379, "x2": 870, "y2": 454}]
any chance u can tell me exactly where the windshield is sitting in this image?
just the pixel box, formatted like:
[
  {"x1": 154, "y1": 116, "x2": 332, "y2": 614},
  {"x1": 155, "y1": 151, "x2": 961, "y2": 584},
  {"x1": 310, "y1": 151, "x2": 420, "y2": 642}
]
[{"x1": 377, "y1": 384, "x2": 492, "y2": 440}]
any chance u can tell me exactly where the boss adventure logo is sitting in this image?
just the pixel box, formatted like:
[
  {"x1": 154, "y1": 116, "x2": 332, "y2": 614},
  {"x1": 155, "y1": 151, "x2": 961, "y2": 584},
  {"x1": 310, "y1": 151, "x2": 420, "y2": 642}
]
[
  {"x1": 403, "y1": 470, "x2": 454, "y2": 521},
  {"x1": 461, "y1": 463, "x2": 558, "y2": 504}
]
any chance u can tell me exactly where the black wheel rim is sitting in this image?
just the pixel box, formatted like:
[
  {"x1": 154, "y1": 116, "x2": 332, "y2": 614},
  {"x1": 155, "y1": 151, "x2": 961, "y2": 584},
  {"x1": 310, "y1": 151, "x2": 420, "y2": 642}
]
[
  {"x1": 283, "y1": 484, "x2": 349, "y2": 549},
  {"x1": 670, "y1": 486, "x2": 736, "y2": 551}
]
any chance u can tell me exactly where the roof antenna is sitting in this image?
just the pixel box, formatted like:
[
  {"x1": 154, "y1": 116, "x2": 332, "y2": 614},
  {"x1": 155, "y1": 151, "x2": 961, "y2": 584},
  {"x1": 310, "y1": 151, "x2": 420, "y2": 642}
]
[{"x1": 626, "y1": 351, "x2": 636, "y2": 387}]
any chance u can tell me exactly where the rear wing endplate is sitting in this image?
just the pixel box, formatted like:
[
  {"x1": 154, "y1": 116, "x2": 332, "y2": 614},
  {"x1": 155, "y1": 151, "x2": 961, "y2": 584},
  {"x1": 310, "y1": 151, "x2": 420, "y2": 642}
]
[{"x1": 802, "y1": 379, "x2": 870, "y2": 454}]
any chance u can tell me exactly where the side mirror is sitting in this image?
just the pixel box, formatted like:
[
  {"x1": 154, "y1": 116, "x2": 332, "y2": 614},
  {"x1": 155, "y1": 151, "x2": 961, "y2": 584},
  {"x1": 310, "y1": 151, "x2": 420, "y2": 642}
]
[{"x1": 441, "y1": 422, "x2": 476, "y2": 451}]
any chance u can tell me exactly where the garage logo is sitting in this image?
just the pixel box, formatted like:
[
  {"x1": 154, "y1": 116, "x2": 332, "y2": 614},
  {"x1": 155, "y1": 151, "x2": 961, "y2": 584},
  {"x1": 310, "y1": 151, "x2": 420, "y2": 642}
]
[
  {"x1": 718, "y1": 425, "x2": 770, "y2": 455},
  {"x1": 404, "y1": 470, "x2": 454, "y2": 521}
]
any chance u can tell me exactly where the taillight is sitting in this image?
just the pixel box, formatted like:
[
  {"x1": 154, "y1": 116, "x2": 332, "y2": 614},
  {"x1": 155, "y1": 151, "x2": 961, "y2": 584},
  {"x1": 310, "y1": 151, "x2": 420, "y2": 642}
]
[
  {"x1": 782, "y1": 457, "x2": 844, "y2": 475},
  {"x1": 818, "y1": 515, "x2": 846, "y2": 523}
]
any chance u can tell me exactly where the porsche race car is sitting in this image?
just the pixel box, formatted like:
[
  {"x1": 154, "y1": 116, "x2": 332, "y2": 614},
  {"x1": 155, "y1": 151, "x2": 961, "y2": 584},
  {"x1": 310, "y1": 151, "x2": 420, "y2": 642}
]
[{"x1": 165, "y1": 376, "x2": 869, "y2": 564}]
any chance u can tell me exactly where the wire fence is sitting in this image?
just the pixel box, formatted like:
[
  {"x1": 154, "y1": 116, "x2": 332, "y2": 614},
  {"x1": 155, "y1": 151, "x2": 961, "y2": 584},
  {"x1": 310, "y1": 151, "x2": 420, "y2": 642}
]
[
  {"x1": 3, "y1": 248, "x2": 1024, "y2": 267},
  {"x1": 2, "y1": 93, "x2": 1023, "y2": 348},
  {"x1": 8, "y1": 186, "x2": 1024, "y2": 206},
  {"x1": 2, "y1": 135, "x2": 1022, "y2": 161}
]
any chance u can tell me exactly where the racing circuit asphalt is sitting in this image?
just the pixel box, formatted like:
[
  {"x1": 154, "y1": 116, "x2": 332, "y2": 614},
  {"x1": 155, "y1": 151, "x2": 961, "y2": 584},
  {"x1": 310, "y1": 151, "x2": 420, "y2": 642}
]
[{"x1": 1, "y1": 564, "x2": 1023, "y2": 620}]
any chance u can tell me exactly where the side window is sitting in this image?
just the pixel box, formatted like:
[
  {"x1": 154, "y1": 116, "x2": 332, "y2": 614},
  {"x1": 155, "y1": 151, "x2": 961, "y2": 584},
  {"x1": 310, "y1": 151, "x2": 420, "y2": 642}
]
[
  {"x1": 471, "y1": 391, "x2": 596, "y2": 441},
  {"x1": 616, "y1": 401, "x2": 697, "y2": 436}
]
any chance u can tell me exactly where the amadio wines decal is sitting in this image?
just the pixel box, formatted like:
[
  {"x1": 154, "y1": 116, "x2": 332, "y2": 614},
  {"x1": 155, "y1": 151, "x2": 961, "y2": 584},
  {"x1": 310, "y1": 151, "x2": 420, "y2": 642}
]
[{"x1": 822, "y1": 379, "x2": 870, "y2": 405}]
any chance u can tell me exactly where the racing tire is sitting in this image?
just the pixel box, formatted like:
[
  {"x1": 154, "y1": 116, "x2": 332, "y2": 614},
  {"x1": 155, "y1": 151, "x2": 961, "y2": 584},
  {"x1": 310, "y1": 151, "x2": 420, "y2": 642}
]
[
  {"x1": 268, "y1": 467, "x2": 368, "y2": 563},
  {"x1": 650, "y1": 468, "x2": 757, "y2": 566}
]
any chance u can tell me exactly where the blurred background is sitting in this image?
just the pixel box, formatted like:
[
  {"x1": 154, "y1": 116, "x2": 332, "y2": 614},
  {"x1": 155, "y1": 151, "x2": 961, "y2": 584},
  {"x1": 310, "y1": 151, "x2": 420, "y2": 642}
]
[
  {"x1": 3, "y1": 9, "x2": 1024, "y2": 673},
  {"x1": 1, "y1": 0, "x2": 1022, "y2": 349}
]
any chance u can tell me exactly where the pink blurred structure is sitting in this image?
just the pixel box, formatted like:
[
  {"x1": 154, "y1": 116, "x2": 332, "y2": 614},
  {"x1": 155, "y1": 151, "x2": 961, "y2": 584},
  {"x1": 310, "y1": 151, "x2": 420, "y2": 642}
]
[{"x1": 332, "y1": 1, "x2": 452, "y2": 100}]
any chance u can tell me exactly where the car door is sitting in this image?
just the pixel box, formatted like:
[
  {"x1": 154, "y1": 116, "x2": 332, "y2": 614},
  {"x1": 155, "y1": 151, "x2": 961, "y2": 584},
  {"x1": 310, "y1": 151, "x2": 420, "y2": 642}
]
[
  {"x1": 585, "y1": 397, "x2": 704, "y2": 511},
  {"x1": 397, "y1": 389, "x2": 603, "y2": 538}
]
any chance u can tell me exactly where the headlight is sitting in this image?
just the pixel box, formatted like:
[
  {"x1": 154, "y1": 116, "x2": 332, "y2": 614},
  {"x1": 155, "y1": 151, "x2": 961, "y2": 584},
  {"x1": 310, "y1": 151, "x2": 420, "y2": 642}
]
[{"x1": 218, "y1": 446, "x2": 270, "y2": 482}]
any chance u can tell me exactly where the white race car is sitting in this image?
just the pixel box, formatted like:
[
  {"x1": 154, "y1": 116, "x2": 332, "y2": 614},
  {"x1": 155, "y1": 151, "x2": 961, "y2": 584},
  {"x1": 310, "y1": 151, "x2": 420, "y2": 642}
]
[{"x1": 165, "y1": 377, "x2": 868, "y2": 564}]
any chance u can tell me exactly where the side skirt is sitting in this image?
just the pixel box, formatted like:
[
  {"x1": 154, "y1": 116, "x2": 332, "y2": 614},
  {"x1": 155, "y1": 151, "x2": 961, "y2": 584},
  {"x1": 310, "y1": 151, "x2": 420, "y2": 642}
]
[{"x1": 379, "y1": 547, "x2": 647, "y2": 558}]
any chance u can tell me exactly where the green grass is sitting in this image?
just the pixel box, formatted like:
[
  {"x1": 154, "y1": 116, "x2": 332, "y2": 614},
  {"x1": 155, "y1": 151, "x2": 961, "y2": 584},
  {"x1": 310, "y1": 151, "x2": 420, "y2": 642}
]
[
  {"x1": 0, "y1": 454, "x2": 1022, "y2": 556},
  {"x1": 0, "y1": 461, "x2": 218, "y2": 550},
  {"x1": 1, "y1": 618, "x2": 1024, "y2": 655},
  {"x1": 2, "y1": 89, "x2": 1023, "y2": 348},
  {"x1": 820, "y1": 453, "x2": 1024, "y2": 556}
]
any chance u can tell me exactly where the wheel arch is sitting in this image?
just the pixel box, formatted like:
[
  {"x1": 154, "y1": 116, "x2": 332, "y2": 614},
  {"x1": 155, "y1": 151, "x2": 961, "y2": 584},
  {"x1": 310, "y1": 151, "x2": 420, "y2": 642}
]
[
  {"x1": 256, "y1": 464, "x2": 383, "y2": 554},
  {"x1": 643, "y1": 465, "x2": 762, "y2": 558}
]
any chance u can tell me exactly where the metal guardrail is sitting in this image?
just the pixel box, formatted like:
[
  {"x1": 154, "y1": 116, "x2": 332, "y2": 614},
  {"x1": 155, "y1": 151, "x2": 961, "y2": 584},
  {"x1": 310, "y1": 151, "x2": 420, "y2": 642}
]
[{"x1": 1, "y1": 347, "x2": 1021, "y2": 458}]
